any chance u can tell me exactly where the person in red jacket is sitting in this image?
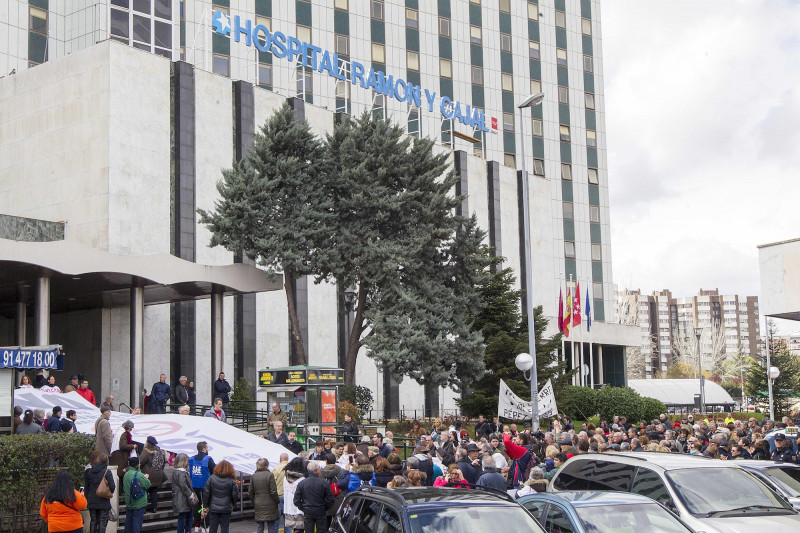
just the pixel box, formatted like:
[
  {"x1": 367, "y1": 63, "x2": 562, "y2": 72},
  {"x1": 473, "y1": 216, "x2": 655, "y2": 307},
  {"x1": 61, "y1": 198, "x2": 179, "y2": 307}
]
[
  {"x1": 76, "y1": 380, "x2": 96, "y2": 406},
  {"x1": 503, "y1": 431, "x2": 535, "y2": 489}
]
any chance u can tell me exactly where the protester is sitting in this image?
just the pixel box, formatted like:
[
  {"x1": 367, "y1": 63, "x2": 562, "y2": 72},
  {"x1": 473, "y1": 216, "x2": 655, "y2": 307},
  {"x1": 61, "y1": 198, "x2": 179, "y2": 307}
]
[
  {"x1": 201, "y1": 459, "x2": 239, "y2": 533},
  {"x1": 94, "y1": 406, "x2": 113, "y2": 456},
  {"x1": 19, "y1": 374, "x2": 34, "y2": 388},
  {"x1": 173, "y1": 375, "x2": 191, "y2": 405},
  {"x1": 187, "y1": 381, "x2": 197, "y2": 404},
  {"x1": 34, "y1": 408, "x2": 46, "y2": 426},
  {"x1": 12, "y1": 406, "x2": 23, "y2": 434},
  {"x1": 283, "y1": 457, "x2": 307, "y2": 533},
  {"x1": 320, "y1": 454, "x2": 349, "y2": 529},
  {"x1": 123, "y1": 457, "x2": 151, "y2": 533},
  {"x1": 46, "y1": 406, "x2": 63, "y2": 432},
  {"x1": 65, "y1": 410, "x2": 78, "y2": 432},
  {"x1": 433, "y1": 464, "x2": 469, "y2": 488},
  {"x1": 272, "y1": 453, "x2": 290, "y2": 533},
  {"x1": 41, "y1": 375, "x2": 62, "y2": 393},
  {"x1": 204, "y1": 398, "x2": 227, "y2": 422},
  {"x1": 407, "y1": 420, "x2": 427, "y2": 445},
  {"x1": 139, "y1": 436, "x2": 166, "y2": 513},
  {"x1": 110, "y1": 420, "x2": 136, "y2": 481},
  {"x1": 40, "y1": 470, "x2": 87, "y2": 533},
  {"x1": 476, "y1": 456, "x2": 507, "y2": 491},
  {"x1": 178, "y1": 404, "x2": 191, "y2": 415},
  {"x1": 63, "y1": 375, "x2": 79, "y2": 393},
  {"x1": 286, "y1": 432, "x2": 304, "y2": 455},
  {"x1": 406, "y1": 470, "x2": 426, "y2": 487},
  {"x1": 249, "y1": 458, "x2": 279, "y2": 533},
  {"x1": 172, "y1": 453, "x2": 196, "y2": 533},
  {"x1": 190, "y1": 441, "x2": 216, "y2": 527},
  {"x1": 84, "y1": 452, "x2": 115, "y2": 533},
  {"x1": 267, "y1": 421, "x2": 290, "y2": 448},
  {"x1": 33, "y1": 369, "x2": 48, "y2": 389},
  {"x1": 340, "y1": 413, "x2": 360, "y2": 443},
  {"x1": 213, "y1": 372, "x2": 232, "y2": 408},
  {"x1": 100, "y1": 395, "x2": 115, "y2": 411},
  {"x1": 293, "y1": 460, "x2": 334, "y2": 533},
  {"x1": 76, "y1": 380, "x2": 96, "y2": 405},
  {"x1": 374, "y1": 457, "x2": 394, "y2": 488},
  {"x1": 150, "y1": 374, "x2": 171, "y2": 414},
  {"x1": 18, "y1": 409, "x2": 44, "y2": 434},
  {"x1": 515, "y1": 467, "x2": 549, "y2": 497},
  {"x1": 267, "y1": 402, "x2": 289, "y2": 429}
]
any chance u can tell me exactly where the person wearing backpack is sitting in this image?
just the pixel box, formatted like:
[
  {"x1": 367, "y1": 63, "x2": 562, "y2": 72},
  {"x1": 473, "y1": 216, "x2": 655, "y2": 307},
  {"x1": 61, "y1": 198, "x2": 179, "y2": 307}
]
[
  {"x1": 84, "y1": 452, "x2": 116, "y2": 533},
  {"x1": 319, "y1": 454, "x2": 349, "y2": 529},
  {"x1": 190, "y1": 441, "x2": 216, "y2": 528},
  {"x1": 347, "y1": 455, "x2": 375, "y2": 492},
  {"x1": 249, "y1": 458, "x2": 279, "y2": 533},
  {"x1": 123, "y1": 457, "x2": 151, "y2": 533},
  {"x1": 139, "y1": 436, "x2": 166, "y2": 513},
  {"x1": 40, "y1": 470, "x2": 88, "y2": 533}
]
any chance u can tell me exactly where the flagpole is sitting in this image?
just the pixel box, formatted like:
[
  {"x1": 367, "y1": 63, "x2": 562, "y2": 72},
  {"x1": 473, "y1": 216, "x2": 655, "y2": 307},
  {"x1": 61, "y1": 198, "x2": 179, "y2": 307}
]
[
  {"x1": 579, "y1": 301, "x2": 584, "y2": 387},
  {"x1": 570, "y1": 274, "x2": 575, "y2": 386},
  {"x1": 588, "y1": 287, "x2": 594, "y2": 389}
]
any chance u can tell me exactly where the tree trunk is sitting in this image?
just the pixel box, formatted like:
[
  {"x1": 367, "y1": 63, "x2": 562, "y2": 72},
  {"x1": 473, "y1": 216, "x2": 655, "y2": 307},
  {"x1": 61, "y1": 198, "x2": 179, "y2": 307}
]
[
  {"x1": 344, "y1": 282, "x2": 368, "y2": 386},
  {"x1": 284, "y1": 271, "x2": 307, "y2": 365}
]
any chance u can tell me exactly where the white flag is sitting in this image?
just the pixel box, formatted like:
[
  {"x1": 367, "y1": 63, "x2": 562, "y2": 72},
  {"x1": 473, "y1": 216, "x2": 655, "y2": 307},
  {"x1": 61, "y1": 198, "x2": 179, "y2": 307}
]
[{"x1": 497, "y1": 378, "x2": 558, "y2": 421}]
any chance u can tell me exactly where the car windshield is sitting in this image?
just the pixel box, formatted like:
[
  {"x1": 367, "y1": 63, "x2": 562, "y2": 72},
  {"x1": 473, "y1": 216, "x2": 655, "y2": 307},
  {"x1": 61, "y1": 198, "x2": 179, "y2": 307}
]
[
  {"x1": 576, "y1": 503, "x2": 692, "y2": 533},
  {"x1": 666, "y1": 468, "x2": 793, "y2": 516},
  {"x1": 764, "y1": 467, "x2": 800, "y2": 497},
  {"x1": 408, "y1": 505, "x2": 545, "y2": 533}
]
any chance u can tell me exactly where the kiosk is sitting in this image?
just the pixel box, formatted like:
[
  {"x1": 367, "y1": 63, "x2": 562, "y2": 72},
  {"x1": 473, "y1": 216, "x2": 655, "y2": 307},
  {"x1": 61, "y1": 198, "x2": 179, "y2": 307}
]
[{"x1": 258, "y1": 365, "x2": 344, "y2": 437}]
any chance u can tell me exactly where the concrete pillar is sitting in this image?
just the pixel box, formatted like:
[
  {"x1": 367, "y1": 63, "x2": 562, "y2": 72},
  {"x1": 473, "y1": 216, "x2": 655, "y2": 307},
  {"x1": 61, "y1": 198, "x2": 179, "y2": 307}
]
[
  {"x1": 211, "y1": 292, "x2": 224, "y2": 397},
  {"x1": 130, "y1": 287, "x2": 144, "y2": 409},
  {"x1": 597, "y1": 345, "x2": 604, "y2": 386},
  {"x1": 35, "y1": 277, "x2": 49, "y2": 345},
  {"x1": 15, "y1": 285, "x2": 27, "y2": 384}
]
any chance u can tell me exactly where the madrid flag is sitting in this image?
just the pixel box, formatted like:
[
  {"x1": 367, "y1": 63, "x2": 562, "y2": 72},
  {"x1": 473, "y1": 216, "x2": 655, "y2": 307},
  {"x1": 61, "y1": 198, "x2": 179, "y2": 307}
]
[{"x1": 573, "y1": 282, "x2": 582, "y2": 328}]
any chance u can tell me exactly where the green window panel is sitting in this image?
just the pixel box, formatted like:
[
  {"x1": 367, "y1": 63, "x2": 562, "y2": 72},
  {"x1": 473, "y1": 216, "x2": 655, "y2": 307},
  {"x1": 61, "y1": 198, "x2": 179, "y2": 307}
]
[
  {"x1": 213, "y1": 33, "x2": 230, "y2": 55},
  {"x1": 406, "y1": 28, "x2": 419, "y2": 51},
  {"x1": 503, "y1": 131, "x2": 516, "y2": 153},
  {"x1": 592, "y1": 260, "x2": 603, "y2": 281},
  {"x1": 501, "y1": 52, "x2": 513, "y2": 73},
  {"x1": 563, "y1": 219, "x2": 575, "y2": 241},
  {"x1": 584, "y1": 72, "x2": 594, "y2": 93},
  {"x1": 296, "y1": 1, "x2": 312, "y2": 25},
  {"x1": 438, "y1": 0, "x2": 450, "y2": 18},
  {"x1": 587, "y1": 147, "x2": 598, "y2": 168},
  {"x1": 555, "y1": 0, "x2": 566, "y2": 10},
  {"x1": 407, "y1": 70, "x2": 421, "y2": 85},
  {"x1": 562, "y1": 180, "x2": 573, "y2": 202},
  {"x1": 499, "y1": 13, "x2": 512, "y2": 34},
  {"x1": 28, "y1": 31, "x2": 47, "y2": 63},
  {"x1": 556, "y1": 28, "x2": 567, "y2": 49},
  {"x1": 582, "y1": 35, "x2": 593, "y2": 55},
  {"x1": 372, "y1": 62, "x2": 385, "y2": 72},
  {"x1": 180, "y1": 20, "x2": 186, "y2": 46},
  {"x1": 214, "y1": 0, "x2": 229, "y2": 6},
  {"x1": 472, "y1": 85, "x2": 485, "y2": 108},
  {"x1": 581, "y1": 0, "x2": 592, "y2": 18},
  {"x1": 255, "y1": 0, "x2": 272, "y2": 16},
  {"x1": 258, "y1": 50, "x2": 272, "y2": 64},
  {"x1": 529, "y1": 59, "x2": 541, "y2": 80},
  {"x1": 585, "y1": 110, "x2": 596, "y2": 131},
  {"x1": 559, "y1": 103, "x2": 570, "y2": 125},
  {"x1": 471, "y1": 44, "x2": 483, "y2": 66},
  {"x1": 593, "y1": 300, "x2": 605, "y2": 322},
  {"x1": 557, "y1": 66, "x2": 569, "y2": 87},
  {"x1": 406, "y1": 0, "x2": 419, "y2": 8},
  {"x1": 30, "y1": 0, "x2": 49, "y2": 9},
  {"x1": 334, "y1": 10, "x2": 349, "y2": 34},
  {"x1": 588, "y1": 184, "x2": 600, "y2": 205},
  {"x1": 469, "y1": 3, "x2": 482, "y2": 25},
  {"x1": 565, "y1": 258, "x2": 577, "y2": 280},
  {"x1": 439, "y1": 36, "x2": 452, "y2": 59},
  {"x1": 533, "y1": 136, "x2": 545, "y2": 159},
  {"x1": 528, "y1": 21, "x2": 539, "y2": 41},
  {"x1": 531, "y1": 104, "x2": 543, "y2": 120},
  {"x1": 440, "y1": 78, "x2": 453, "y2": 99},
  {"x1": 560, "y1": 142, "x2": 572, "y2": 163},
  {"x1": 590, "y1": 223, "x2": 601, "y2": 244},
  {"x1": 371, "y1": 20, "x2": 385, "y2": 44},
  {"x1": 502, "y1": 91, "x2": 514, "y2": 112}
]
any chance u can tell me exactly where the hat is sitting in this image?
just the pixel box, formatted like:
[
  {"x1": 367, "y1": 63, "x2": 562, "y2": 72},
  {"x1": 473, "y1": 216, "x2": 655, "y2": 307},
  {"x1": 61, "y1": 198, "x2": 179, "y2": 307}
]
[
  {"x1": 146, "y1": 436, "x2": 158, "y2": 446},
  {"x1": 489, "y1": 433, "x2": 500, "y2": 441},
  {"x1": 315, "y1": 440, "x2": 325, "y2": 447},
  {"x1": 609, "y1": 444, "x2": 621, "y2": 451},
  {"x1": 368, "y1": 446, "x2": 380, "y2": 454},
  {"x1": 122, "y1": 420, "x2": 134, "y2": 430},
  {"x1": 100, "y1": 405, "x2": 112, "y2": 413},
  {"x1": 465, "y1": 443, "x2": 481, "y2": 452},
  {"x1": 775, "y1": 433, "x2": 786, "y2": 442},
  {"x1": 128, "y1": 457, "x2": 140, "y2": 467},
  {"x1": 70, "y1": 375, "x2": 78, "y2": 380}
]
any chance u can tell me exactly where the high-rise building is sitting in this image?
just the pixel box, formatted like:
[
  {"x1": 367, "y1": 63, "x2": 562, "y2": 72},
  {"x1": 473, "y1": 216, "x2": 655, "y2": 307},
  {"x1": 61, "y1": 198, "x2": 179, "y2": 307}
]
[
  {"x1": 1, "y1": 1, "x2": 638, "y2": 412},
  {"x1": 618, "y1": 288, "x2": 760, "y2": 378}
]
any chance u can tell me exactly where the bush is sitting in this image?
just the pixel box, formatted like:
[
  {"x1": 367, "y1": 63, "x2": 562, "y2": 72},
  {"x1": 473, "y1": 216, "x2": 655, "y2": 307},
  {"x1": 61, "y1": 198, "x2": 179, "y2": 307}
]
[
  {"x1": 458, "y1": 393, "x2": 497, "y2": 419},
  {"x1": 229, "y1": 377, "x2": 254, "y2": 410},
  {"x1": 337, "y1": 400, "x2": 360, "y2": 424},
  {"x1": 339, "y1": 385, "x2": 374, "y2": 420},
  {"x1": 0, "y1": 432, "x2": 95, "y2": 529},
  {"x1": 596, "y1": 386, "x2": 643, "y2": 422},
  {"x1": 558, "y1": 386, "x2": 597, "y2": 420},
  {"x1": 640, "y1": 396, "x2": 667, "y2": 423}
]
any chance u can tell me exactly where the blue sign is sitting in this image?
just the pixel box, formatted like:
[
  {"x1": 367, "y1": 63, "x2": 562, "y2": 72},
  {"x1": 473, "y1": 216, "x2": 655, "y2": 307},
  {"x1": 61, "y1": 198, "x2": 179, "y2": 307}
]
[
  {"x1": 1, "y1": 346, "x2": 62, "y2": 370},
  {"x1": 213, "y1": 11, "x2": 491, "y2": 133}
]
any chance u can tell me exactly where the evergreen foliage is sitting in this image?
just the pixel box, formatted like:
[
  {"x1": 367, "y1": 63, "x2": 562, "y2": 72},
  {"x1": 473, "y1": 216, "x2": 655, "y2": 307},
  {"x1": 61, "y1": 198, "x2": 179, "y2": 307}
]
[
  {"x1": 229, "y1": 377, "x2": 254, "y2": 410},
  {"x1": 559, "y1": 386, "x2": 598, "y2": 420},
  {"x1": 746, "y1": 346, "x2": 800, "y2": 418},
  {"x1": 339, "y1": 385, "x2": 374, "y2": 419}
]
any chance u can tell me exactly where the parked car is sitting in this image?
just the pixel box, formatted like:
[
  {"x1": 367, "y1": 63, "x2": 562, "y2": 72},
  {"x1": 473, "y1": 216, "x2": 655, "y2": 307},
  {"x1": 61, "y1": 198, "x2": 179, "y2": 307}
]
[
  {"x1": 517, "y1": 491, "x2": 696, "y2": 533},
  {"x1": 330, "y1": 485, "x2": 545, "y2": 533},
  {"x1": 549, "y1": 453, "x2": 800, "y2": 532},
  {"x1": 738, "y1": 461, "x2": 800, "y2": 510}
]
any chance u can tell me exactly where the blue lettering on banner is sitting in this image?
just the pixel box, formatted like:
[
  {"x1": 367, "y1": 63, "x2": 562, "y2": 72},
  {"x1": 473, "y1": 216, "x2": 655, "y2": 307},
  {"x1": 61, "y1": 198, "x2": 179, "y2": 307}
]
[{"x1": 211, "y1": 10, "x2": 492, "y2": 132}]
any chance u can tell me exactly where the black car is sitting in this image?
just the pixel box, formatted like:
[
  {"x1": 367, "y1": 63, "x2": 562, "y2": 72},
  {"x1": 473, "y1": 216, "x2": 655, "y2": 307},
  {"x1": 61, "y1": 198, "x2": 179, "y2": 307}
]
[{"x1": 330, "y1": 486, "x2": 546, "y2": 533}]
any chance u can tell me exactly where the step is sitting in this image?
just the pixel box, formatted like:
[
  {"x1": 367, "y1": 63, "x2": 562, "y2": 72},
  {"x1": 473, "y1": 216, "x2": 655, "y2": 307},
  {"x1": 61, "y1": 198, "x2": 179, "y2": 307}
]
[{"x1": 117, "y1": 509, "x2": 254, "y2": 532}]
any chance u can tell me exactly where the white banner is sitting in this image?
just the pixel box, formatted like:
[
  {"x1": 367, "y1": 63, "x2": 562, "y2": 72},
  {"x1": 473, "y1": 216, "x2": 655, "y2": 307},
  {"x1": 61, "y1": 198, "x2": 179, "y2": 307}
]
[
  {"x1": 497, "y1": 378, "x2": 557, "y2": 421},
  {"x1": 13, "y1": 388, "x2": 295, "y2": 475}
]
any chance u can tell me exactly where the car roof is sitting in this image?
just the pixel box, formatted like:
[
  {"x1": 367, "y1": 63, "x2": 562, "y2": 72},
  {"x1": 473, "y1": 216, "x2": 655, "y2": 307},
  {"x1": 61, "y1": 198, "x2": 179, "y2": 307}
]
[
  {"x1": 523, "y1": 491, "x2": 662, "y2": 508},
  {"x1": 738, "y1": 461, "x2": 800, "y2": 471},
  {"x1": 563, "y1": 452, "x2": 735, "y2": 471},
  {"x1": 352, "y1": 486, "x2": 521, "y2": 509}
]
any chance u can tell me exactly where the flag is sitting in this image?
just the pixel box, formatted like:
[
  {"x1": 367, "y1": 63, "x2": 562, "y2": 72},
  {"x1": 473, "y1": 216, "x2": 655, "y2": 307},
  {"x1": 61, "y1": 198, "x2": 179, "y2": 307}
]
[
  {"x1": 585, "y1": 287, "x2": 592, "y2": 332},
  {"x1": 573, "y1": 282, "x2": 582, "y2": 328},
  {"x1": 563, "y1": 288, "x2": 572, "y2": 338},
  {"x1": 558, "y1": 288, "x2": 564, "y2": 334}
]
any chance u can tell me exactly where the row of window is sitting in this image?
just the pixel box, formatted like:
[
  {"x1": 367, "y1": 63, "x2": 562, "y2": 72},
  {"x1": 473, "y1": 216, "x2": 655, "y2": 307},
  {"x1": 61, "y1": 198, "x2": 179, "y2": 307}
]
[
  {"x1": 563, "y1": 202, "x2": 601, "y2": 224},
  {"x1": 555, "y1": 10, "x2": 593, "y2": 36}
]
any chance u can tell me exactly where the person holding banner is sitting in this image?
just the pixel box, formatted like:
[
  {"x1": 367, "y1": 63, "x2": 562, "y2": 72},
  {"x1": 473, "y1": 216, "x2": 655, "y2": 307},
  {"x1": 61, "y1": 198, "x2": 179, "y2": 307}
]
[{"x1": 502, "y1": 432, "x2": 536, "y2": 489}]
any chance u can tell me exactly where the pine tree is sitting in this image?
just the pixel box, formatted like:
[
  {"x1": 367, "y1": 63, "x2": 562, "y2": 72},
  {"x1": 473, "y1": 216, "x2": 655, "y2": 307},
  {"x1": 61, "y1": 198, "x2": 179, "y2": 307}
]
[
  {"x1": 198, "y1": 103, "x2": 327, "y2": 364},
  {"x1": 746, "y1": 346, "x2": 800, "y2": 418}
]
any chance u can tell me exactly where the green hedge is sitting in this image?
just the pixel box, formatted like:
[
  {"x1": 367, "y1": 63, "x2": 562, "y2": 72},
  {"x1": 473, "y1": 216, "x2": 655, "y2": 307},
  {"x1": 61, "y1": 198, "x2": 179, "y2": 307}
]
[
  {"x1": 558, "y1": 386, "x2": 597, "y2": 420},
  {"x1": 0, "y1": 433, "x2": 95, "y2": 527},
  {"x1": 596, "y1": 386, "x2": 665, "y2": 423}
]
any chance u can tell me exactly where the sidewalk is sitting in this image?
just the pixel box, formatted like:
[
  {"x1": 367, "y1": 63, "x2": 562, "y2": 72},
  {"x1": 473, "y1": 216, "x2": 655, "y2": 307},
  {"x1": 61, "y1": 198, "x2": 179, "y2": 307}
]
[{"x1": 152, "y1": 520, "x2": 275, "y2": 532}]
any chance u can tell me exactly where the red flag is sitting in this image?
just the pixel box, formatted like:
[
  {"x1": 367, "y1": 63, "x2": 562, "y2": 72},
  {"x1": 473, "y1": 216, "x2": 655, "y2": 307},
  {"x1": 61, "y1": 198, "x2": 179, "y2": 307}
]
[
  {"x1": 563, "y1": 289, "x2": 572, "y2": 338},
  {"x1": 558, "y1": 289, "x2": 564, "y2": 334},
  {"x1": 573, "y1": 282, "x2": 582, "y2": 327}
]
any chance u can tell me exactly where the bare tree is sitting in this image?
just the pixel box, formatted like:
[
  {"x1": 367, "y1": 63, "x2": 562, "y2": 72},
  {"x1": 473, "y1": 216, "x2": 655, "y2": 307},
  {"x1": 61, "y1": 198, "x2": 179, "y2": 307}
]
[
  {"x1": 615, "y1": 288, "x2": 656, "y2": 379},
  {"x1": 670, "y1": 321, "x2": 727, "y2": 377}
]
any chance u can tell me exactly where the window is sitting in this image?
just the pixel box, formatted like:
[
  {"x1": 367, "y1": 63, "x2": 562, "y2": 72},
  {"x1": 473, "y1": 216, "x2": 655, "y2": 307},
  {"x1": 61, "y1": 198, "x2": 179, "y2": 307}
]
[
  {"x1": 563, "y1": 202, "x2": 574, "y2": 220},
  {"x1": 555, "y1": 10, "x2": 567, "y2": 29},
  {"x1": 522, "y1": 501, "x2": 547, "y2": 520},
  {"x1": 407, "y1": 51, "x2": 420, "y2": 71},
  {"x1": 256, "y1": 15, "x2": 271, "y2": 31},
  {"x1": 558, "y1": 86, "x2": 569, "y2": 104},
  {"x1": 499, "y1": 0, "x2": 511, "y2": 13},
  {"x1": 590, "y1": 205, "x2": 600, "y2": 223},
  {"x1": 532, "y1": 118, "x2": 543, "y2": 137},
  {"x1": 335, "y1": 80, "x2": 348, "y2": 99},
  {"x1": 560, "y1": 125, "x2": 571, "y2": 142},
  {"x1": 439, "y1": 17, "x2": 450, "y2": 37},
  {"x1": 587, "y1": 130, "x2": 597, "y2": 147},
  {"x1": 258, "y1": 64, "x2": 272, "y2": 87},
  {"x1": 557, "y1": 48, "x2": 568, "y2": 67},
  {"x1": 565, "y1": 241, "x2": 576, "y2": 259},
  {"x1": 110, "y1": 8, "x2": 129, "y2": 41},
  {"x1": 471, "y1": 66, "x2": 483, "y2": 85},
  {"x1": 585, "y1": 92, "x2": 596, "y2": 110},
  {"x1": 335, "y1": 34, "x2": 349, "y2": 55},
  {"x1": 561, "y1": 163, "x2": 572, "y2": 181},
  {"x1": 335, "y1": 0, "x2": 348, "y2": 10},
  {"x1": 372, "y1": 43, "x2": 385, "y2": 63},
  {"x1": 501, "y1": 73, "x2": 513, "y2": 92},
  {"x1": 582, "y1": 18, "x2": 592, "y2": 35},
  {"x1": 529, "y1": 41, "x2": 540, "y2": 59},
  {"x1": 545, "y1": 506, "x2": 575, "y2": 533},
  {"x1": 584, "y1": 55, "x2": 594, "y2": 73},
  {"x1": 297, "y1": 68, "x2": 312, "y2": 94},
  {"x1": 533, "y1": 158, "x2": 545, "y2": 176},
  {"x1": 133, "y1": 14, "x2": 151, "y2": 44},
  {"x1": 530, "y1": 79, "x2": 542, "y2": 95},
  {"x1": 406, "y1": 8, "x2": 418, "y2": 28},
  {"x1": 500, "y1": 33, "x2": 512, "y2": 53},
  {"x1": 528, "y1": 3, "x2": 539, "y2": 20},
  {"x1": 213, "y1": 54, "x2": 230, "y2": 77},
  {"x1": 376, "y1": 505, "x2": 402, "y2": 533},
  {"x1": 133, "y1": 0, "x2": 149, "y2": 14},
  {"x1": 591, "y1": 244, "x2": 602, "y2": 261},
  {"x1": 297, "y1": 25, "x2": 311, "y2": 43},
  {"x1": 588, "y1": 168, "x2": 599, "y2": 184},
  {"x1": 371, "y1": 0, "x2": 384, "y2": 20},
  {"x1": 356, "y1": 499, "x2": 382, "y2": 532},
  {"x1": 154, "y1": 0, "x2": 170, "y2": 20},
  {"x1": 503, "y1": 113, "x2": 514, "y2": 132},
  {"x1": 593, "y1": 282, "x2": 604, "y2": 299},
  {"x1": 504, "y1": 153, "x2": 516, "y2": 167},
  {"x1": 154, "y1": 20, "x2": 171, "y2": 49},
  {"x1": 470, "y1": 25, "x2": 482, "y2": 45},
  {"x1": 440, "y1": 58, "x2": 452, "y2": 78},
  {"x1": 29, "y1": 6, "x2": 48, "y2": 34},
  {"x1": 470, "y1": 0, "x2": 481, "y2": 4}
]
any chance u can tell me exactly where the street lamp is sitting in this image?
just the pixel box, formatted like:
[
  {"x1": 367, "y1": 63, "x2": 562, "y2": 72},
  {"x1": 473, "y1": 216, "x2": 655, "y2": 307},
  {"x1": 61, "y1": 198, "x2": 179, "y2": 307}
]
[
  {"x1": 768, "y1": 366, "x2": 779, "y2": 421},
  {"x1": 517, "y1": 92, "x2": 545, "y2": 432},
  {"x1": 694, "y1": 327, "x2": 704, "y2": 414}
]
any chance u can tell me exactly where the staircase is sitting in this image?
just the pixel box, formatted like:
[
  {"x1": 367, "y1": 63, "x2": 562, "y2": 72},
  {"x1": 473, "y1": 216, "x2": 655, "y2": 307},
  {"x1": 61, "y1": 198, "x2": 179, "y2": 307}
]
[{"x1": 117, "y1": 476, "x2": 254, "y2": 532}]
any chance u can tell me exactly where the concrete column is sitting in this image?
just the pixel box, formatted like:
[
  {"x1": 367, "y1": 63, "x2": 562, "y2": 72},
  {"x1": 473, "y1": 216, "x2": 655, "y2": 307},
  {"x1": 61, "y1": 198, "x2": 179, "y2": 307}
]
[
  {"x1": 130, "y1": 287, "x2": 144, "y2": 409},
  {"x1": 597, "y1": 345, "x2": 604, "y2": 386},
  {"x1": 211, "y1": 292, "x2": 224, "y2": 394},
  {"x1": 35, "y1": 277, "x2": 49, "y2": 345}
]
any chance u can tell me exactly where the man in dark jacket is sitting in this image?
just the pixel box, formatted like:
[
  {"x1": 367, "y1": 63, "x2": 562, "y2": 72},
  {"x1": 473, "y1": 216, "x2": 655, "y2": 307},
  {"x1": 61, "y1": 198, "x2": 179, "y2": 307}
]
[
  {"x1": 32, "y1": 369, "x2": 47, "y2": 389},
  {"x1": 293, "y1": 461, "x2": 334, "y2": 533},
  {"x1": 340, "y1": 414, "x2": 360, "y2": 443},
  {"x1": 476, "y1": 456, "x2": 507, "y2": 491},
  {"x1": 412, "y1": 447, "x2": 435, "y2": 487},
  {"x1": 474, "y1": 415, "x2": 491, "y2": 441},
  {"x1": 46, "y1": 406, "x2": 62, "y2": 432},
  {"x1": 213, "y1": 372, "x2": 232, "y2": 408},
  {"x1": 286, "y1": 432, "x2": 304, "y2": 455},
  {"x1": 319, "y1": 455, "x2": 349, "y2": 529},
  {"x1": 150, "y1": 374, "x2": 171, "y2": 414},
  {"x1": 455, "y1": 448, "x2": 478, "y2": 485},
  {"x1": 267, "y1": 421, "x2": 290, "y2": 448},
  {"x1": 173, "y1": 375, "x2": 191, "y2": 405}
]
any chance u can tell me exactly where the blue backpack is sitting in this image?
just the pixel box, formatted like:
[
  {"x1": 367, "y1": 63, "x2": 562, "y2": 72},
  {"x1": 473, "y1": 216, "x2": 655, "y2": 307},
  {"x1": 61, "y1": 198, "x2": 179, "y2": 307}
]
[
  {"x1": 189, "y1": 455, "x2": 212, "y2": 489},
  {"x1": 129, "y1": 471, "x2": 145, "y2": 501}
]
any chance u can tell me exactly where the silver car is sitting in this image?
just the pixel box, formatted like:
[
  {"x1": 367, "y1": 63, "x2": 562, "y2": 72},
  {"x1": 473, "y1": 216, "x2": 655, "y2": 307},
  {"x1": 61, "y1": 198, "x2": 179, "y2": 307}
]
[{"x1": 738, "y1": 461, "x2": 800, "y2": 510}]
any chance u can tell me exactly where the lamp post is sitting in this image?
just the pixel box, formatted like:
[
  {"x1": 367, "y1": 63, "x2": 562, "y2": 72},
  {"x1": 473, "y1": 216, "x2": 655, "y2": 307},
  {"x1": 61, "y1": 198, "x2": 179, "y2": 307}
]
[
  {"x1": 766, "y1": 319, "x2": 776, "y2": 421},
  {"x1": 517, "y1": 92, "x2": 545, "y2": 432},
  {"x1": 694, "y1": 327, "x2": 703, "y2": 414}
]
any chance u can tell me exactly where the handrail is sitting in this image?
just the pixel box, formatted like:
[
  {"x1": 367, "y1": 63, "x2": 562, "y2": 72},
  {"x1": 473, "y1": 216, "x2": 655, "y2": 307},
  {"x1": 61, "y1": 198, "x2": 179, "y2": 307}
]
[{"x1": 118, "y1": 402, "x2": 133, "y2": 413}]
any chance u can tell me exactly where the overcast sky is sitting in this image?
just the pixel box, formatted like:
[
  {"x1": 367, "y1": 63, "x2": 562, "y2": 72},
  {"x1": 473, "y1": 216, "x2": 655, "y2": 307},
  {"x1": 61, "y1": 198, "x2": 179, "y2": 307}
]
[{"x1": 602, "y1": 0, "x2": 800, "y2": 320}]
